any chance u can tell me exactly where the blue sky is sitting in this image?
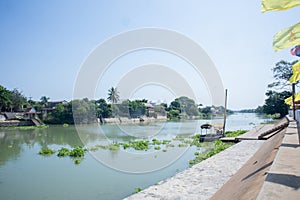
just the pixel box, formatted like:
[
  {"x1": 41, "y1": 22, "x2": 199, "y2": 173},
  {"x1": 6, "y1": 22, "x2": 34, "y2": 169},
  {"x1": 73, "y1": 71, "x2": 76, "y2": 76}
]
[{"x1": 1, "y1": 0, "x2": 299, "y2": 109}]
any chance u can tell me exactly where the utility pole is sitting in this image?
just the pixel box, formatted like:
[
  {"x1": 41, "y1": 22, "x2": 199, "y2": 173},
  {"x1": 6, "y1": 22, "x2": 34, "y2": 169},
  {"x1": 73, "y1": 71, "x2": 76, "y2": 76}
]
[{"x1": 223, "y1": 89, "x2": 228, "y2": 136}]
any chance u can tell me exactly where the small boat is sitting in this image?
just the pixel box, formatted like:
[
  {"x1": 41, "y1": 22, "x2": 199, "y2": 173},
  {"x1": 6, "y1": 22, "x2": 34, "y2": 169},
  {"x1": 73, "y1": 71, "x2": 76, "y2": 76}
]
[{"x1": 199, "y1": 123, "x2": 224, "y2": 142}]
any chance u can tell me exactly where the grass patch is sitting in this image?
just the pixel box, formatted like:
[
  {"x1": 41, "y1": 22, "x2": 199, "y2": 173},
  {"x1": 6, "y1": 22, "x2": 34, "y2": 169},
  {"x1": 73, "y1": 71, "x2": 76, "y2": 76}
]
[{"x1": 225, "y1": 130, "x2": 247, "y2": 137}]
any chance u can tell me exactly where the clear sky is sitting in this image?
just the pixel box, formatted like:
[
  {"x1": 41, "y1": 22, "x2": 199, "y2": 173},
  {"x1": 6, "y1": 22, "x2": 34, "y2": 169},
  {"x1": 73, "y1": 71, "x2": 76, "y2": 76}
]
[{"x1": 1, "y1": 0, "x2": 299, "y2": 110}]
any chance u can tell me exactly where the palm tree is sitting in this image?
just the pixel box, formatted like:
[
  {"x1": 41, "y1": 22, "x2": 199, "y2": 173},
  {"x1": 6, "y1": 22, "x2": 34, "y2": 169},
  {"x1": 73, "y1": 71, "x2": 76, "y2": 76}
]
[
  {"x1": 107, "y1": 87, "x2": 119, "y2": 104},
  {"x1": 40, "y1": 96, "x2": 50, "y2": 108}
]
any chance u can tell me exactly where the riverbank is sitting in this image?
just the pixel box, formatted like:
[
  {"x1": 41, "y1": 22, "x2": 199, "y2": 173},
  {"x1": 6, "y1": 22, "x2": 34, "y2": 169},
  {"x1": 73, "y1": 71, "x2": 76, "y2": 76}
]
[
  {"x1": 102, "y1": 116, "x2": 167, "y2": 124},
  {"x1": 125, "y1": 118, "x2": 295, "y2": 200}
]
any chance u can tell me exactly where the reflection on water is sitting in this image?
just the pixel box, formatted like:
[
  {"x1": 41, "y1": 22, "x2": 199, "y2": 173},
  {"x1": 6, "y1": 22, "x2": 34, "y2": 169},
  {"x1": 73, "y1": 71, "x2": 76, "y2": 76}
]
[{"x1": 0, "y1": 113, "x2": 270, "y2": 200}]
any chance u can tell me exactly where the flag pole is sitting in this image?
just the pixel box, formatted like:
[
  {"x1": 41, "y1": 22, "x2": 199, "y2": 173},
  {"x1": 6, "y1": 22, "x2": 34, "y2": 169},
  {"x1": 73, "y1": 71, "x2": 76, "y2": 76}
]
[{"x1": 292, "y1": 83, "x2": 296, "y2": 120}]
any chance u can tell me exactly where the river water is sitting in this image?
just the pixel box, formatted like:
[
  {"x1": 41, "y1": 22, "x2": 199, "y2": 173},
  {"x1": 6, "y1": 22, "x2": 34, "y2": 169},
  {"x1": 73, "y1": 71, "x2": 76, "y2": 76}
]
[{"x1": 0, "y1": 113, "x2": 269, "y2": 200}]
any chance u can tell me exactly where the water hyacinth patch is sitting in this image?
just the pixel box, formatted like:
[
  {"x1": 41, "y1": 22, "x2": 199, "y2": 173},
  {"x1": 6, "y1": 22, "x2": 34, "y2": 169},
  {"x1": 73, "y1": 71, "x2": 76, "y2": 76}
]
[
  {"x1": 39, "y1": 148, "x2": 56, "y2": 155},
  {"x1": 123, "y1": 140, "x2": 149, "y2": 151},
  {"x1": 154, "y1": 146, "x2": 161, "y2": 150},
  {"x1": 57, "y1": 147, "x2": 70, "y2": 157},
  {"x1": 69, "y1": 146, "x2": 87, "y2": 157},
  {"x1": 133, "y1": 188, "x2": 142, "y2": 193}
]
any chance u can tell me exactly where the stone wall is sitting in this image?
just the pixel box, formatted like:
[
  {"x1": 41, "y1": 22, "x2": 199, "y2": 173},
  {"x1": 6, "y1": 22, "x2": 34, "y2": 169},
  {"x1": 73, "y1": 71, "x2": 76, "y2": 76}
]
[{"x1": 0, "y1": 120, "x2": 34, "y2": 127}]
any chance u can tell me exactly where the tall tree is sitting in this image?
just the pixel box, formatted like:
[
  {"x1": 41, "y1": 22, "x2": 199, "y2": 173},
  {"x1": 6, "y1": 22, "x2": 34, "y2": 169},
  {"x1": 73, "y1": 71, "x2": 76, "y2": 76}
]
[
  {"x1": 268, "y1": 60, "x2": 297, "y2": 90},
  {"x1": 0, "y1": 85, "x2": 11, "y2": 111},
  {"x1": 9, "y1": 89, "x2": 27, "y2": 112},
  {"x1": 263, "y1": 90, "x2": 291, "y2": 118},
  {"x1": 107, "y1": 87, "x2": 120, "y2": 104},
  {"x1": 95, "y1": 98, "x2": 111, "y2": 118}
]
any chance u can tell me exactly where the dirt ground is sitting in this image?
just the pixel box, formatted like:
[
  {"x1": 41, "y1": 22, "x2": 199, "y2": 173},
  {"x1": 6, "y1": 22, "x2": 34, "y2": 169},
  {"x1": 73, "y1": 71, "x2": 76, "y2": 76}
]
[{"x1": 210, "y1": 128, "x2": 286, "y2": 200}]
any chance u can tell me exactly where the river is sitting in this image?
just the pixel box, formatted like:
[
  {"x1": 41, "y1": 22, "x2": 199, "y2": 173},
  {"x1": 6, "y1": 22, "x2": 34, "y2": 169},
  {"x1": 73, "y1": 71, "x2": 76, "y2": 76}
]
[{"x1": 0, "y1": 113, "x2": 269, "y2": 200}]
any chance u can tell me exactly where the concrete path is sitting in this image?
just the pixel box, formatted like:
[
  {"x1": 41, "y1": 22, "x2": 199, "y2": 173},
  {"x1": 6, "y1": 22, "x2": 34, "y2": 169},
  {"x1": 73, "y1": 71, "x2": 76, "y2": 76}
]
[
  {"x1": 124, "y1": 140, "x2": 264, "y2": 200},
  {"x1": 257, "y1": 120, "x2": 300, "y2": 200}
]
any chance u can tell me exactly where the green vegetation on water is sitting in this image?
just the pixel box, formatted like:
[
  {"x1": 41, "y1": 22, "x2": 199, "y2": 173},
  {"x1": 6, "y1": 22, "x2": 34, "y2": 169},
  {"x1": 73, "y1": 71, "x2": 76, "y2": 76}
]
[
  {"x1": 39, "y1": 148, "x2": 56, "y2": 155},
  {"x1": 133, "y1": 188, "x2": 142, "y2": 193},
  {"x1": 123, "y1": 140, "x2": 149, "y2": 151},
  {"x1": 154, "y1": 146, "x2": 161, "y2": 150},
  {"x1": 57, "y1": 147, "x2": 70, "y2": 157},
  {"x1": 189, "y1": 140, "x2": 234, "y2": 165},
  {"x1": 69, "y1": 146, "x2": 87, "y2": 157},
  {"x1": 7, "y1": 125, "x2": 49, "y2": 130},
  {"x1": 39, "y1": 146, "x2": 87, "y2": 165},
  {"x1": 38, "y1": 130, "x2": 247, "y2": 165}
]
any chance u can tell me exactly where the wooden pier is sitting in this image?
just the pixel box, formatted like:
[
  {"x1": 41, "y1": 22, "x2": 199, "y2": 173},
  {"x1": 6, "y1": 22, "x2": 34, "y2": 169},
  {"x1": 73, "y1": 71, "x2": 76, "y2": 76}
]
[{"x1": 221, "y1": 117, "x2": 289, "y2": 142}]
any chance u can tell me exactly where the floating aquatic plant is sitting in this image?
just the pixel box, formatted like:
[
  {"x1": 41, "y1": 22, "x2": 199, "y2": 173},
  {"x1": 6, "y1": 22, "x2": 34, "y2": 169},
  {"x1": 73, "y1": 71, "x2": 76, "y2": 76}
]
[
  {"x1": 57, "y1": 147, "x2": 70, "y2": 157},
  {"x1": 69, "y1": 146, "x2": 87, "y2": 157},
  {"x1": 154, "y1": 146, "x2": 161, "y2": 150},
  {"x1": 39, "y1": 148, "x2": 56, "y2": 155},
  {"x1": 133, "y1": 188, "x2": 142, "y2": 193}
]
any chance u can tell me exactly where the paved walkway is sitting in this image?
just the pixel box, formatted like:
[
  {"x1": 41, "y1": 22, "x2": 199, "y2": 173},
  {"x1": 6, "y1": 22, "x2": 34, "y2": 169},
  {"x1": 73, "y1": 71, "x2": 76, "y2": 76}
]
[
  {"x1": 257, "y1": 120, "x2": 300, "y2": 200},
  {"x1": 124, "y1": 140, "x2": 264, "y2": 200}
]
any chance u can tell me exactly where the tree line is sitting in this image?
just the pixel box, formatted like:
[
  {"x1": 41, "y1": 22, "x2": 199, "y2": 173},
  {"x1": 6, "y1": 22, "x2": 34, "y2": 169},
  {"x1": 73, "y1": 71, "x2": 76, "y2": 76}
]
[{"x1": 0, "y1": 85, "x2": 233, "y2": 124}]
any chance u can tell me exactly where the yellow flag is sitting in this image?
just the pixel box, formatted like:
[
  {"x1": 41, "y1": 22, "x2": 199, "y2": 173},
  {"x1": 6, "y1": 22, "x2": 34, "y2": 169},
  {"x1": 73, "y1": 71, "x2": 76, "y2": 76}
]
[
  {"x1": 262, "y1": 0, "x2": 300, "y2": 12},
  {"x1": 292, "y1": 60, "x2": 300, "y2": 73},
  {"x1": 289, "y1": 73, "x2": 300, "y2": 83},
  {"x1": 273, "y1": 22, "x2": 300, "y2": 52},
  {"x1": 289, "y1": 61, "x2": 300, "y2": 83},
  {"x1": 285, "y1": 92, "x2": 300, "y2": 105}
]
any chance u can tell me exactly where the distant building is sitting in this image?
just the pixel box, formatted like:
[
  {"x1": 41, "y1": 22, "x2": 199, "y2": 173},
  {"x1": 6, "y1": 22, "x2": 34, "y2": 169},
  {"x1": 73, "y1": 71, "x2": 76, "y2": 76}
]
[
  {"x1": 23, "y1": 107, "x2": 37, "y2": 120},
  {"x1": 144, "y1": 102, "x2": 155, "y2": 117}
]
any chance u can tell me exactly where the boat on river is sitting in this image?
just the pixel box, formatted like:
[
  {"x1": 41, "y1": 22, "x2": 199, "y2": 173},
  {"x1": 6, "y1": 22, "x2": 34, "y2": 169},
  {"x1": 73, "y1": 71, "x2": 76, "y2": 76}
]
[{"x1": 199, "y1": 123, "x2": 224, "y2": 142}]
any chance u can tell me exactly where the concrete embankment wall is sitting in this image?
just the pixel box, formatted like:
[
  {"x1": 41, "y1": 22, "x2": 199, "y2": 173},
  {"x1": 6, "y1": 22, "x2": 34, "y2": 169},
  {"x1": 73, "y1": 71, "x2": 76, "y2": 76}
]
[
  {"x1": 0, "y1": 120, "x2": 34, "y2": 127},
  {"x1": 125, "y1": 117, "x2": 299, "y2": 200},
  {"x1": 125, "y1": 139, "x2": 265, "y2": 200}
]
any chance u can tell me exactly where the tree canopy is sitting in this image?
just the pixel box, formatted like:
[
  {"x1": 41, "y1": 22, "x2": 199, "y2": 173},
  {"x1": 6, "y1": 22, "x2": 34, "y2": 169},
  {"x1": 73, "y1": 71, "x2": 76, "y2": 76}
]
[
  {"x1": 263, "y1": 90, "x2": 291, "y2": 118},
  {"x1": 167, "y1": 96, "x2": 199, "y2": 119},
  {"x1": 268, "y1": 60, "x2": 297, "y2": 90}
]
